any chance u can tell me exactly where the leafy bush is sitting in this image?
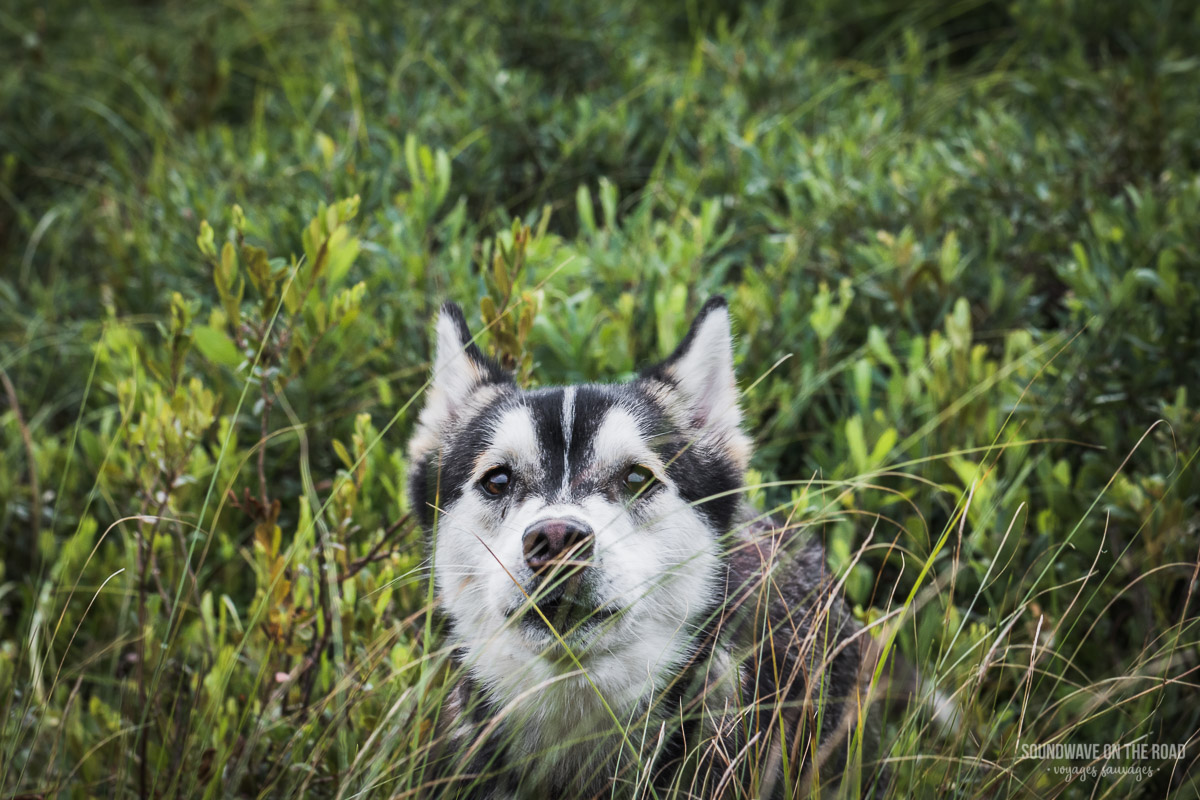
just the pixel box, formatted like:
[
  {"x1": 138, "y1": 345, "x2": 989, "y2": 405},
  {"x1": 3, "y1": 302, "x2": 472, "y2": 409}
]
[{"x1": 2, "y1": 0, "x2": 1198, "y2": 797}]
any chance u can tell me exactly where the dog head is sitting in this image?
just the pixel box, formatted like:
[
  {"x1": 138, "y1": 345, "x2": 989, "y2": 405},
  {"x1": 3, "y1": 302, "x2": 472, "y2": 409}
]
[{"x1": 407, "y1": 298, "x2": 750, "y2": 700}]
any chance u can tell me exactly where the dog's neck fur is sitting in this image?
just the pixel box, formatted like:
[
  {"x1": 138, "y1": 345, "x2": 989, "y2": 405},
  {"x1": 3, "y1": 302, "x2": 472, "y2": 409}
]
[
  {"x1": 440, "y1": 503, "x2": 771, "y2": 798},
  {"x1": 447, "y1": 611, "x2": 742, "y2": 799},
  {"x1": 437, "y1": 504, "x2": 870, "y2": 800}
]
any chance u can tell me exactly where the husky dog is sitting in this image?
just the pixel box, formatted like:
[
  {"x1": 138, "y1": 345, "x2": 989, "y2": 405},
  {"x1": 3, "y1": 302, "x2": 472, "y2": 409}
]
[{"x1": 407, "y1": 298, "x2": 877, "y2": 799}]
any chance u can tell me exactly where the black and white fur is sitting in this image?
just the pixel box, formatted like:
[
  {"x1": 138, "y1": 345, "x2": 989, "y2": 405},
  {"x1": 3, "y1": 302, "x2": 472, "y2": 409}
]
[{"x1": 407, "y1": 298, "x2": 877, "y2": 798}]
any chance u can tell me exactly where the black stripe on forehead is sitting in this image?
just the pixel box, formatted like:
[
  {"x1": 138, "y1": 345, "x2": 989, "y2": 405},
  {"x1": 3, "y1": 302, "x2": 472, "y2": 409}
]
[
  {"x1": 414, "y1": 385, "x2": 624, "y2": 524},
  {"x1": 523, "y1": 387, "x2": 567, "y2": 494},
  {"x1": 568, "y1": 385, "x2": 621, "y2": 483},
  {"x1": 527, "y1": 384, "x2": 621, "y2": 499}
]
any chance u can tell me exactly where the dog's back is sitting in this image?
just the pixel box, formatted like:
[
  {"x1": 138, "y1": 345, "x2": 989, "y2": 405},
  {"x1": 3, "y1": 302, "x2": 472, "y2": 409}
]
[{"x1": 718, "y1": 510, "x2": 875, "y2": 797}]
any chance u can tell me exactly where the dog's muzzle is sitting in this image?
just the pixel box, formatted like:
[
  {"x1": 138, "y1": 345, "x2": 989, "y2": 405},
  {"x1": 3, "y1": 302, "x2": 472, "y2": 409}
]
[{"x1": 513, "y1": 518, "x2": 614, "y2": 637}]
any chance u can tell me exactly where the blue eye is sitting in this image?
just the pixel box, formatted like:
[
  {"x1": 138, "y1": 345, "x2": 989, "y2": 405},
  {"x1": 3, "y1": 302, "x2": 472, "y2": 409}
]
[{"x1": 481, "y1": 467, "x2": 511, "y2": 496}]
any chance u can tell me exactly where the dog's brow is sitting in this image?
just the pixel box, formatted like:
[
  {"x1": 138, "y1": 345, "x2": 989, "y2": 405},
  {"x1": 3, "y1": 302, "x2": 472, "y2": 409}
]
[
  {"x1": 469, "y1": 405, "x2": 540, "y2": 479},
  {"x1": 591, "y1": 407, "x2": 665, "y2": 473}
]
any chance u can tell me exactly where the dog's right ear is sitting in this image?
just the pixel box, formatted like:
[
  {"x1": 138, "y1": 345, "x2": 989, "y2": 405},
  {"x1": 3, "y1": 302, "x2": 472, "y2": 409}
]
[{"x1": 410, "y1": 302, "x2": 509, "y2": 453}]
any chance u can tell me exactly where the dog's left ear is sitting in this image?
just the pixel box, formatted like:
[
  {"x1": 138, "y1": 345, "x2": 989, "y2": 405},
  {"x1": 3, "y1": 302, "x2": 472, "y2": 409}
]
[
  {"x1": 409, "y1": 302, "x2": 510, "y2": 459},
  {"x1": 644, "y1": 296, "x2": 749, "y2": 464},
  {"x1": 428, "y1": 302, "x2": 507, "y2": 403}
]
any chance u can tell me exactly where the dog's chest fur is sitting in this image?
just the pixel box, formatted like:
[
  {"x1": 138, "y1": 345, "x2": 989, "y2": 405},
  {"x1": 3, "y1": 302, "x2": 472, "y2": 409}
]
[{"x1": 437, "y1": 508, "x2": 863, "y2": 799}]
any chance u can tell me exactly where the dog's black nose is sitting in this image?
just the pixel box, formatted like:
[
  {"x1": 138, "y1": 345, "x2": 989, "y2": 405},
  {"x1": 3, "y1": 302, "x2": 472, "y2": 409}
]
[{"x1": 522, "y1": 518, "x2": 593, "y2": 573}]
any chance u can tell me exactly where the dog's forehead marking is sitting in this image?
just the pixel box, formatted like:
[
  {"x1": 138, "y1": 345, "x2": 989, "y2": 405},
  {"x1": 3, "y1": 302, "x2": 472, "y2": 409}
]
[
  {"x1": 560, "y1": 387, "x2": 576, "y2": 495},
  {"x1": 459, "y1": 384, "x2": 676, "y2": 501}
]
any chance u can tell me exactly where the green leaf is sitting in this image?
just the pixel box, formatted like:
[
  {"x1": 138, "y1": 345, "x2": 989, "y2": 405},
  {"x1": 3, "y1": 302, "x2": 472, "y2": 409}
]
[
  {"x1": 434, "y1": 148, "x2": 451, "y2": 208},
  {"x1": 243, "y1": 245, "x2": 272, "y2": 297},
  {"x1": 480, "y1": 295, "x2": 497, "y2": 325},
  {"x1": 576, "y1": 184, "x2": 596, "y2": 237},
  {"x1": 845, "y1": 414, "x2": 868, "y2": 474},
  {"x1": 866, "y1": 326, "x2": 900, "y2": 371},
  {"x1": 283, "y1": 258, "x2": 304, "y2": 314},
  {"x1": 324, "y1": 227, "x2": 360, "y2": 288},
  {"x1": 598, "y1": 177, "x2": 617, "y2": 230},
  {"x1": 192, "y1": 325, "x2": 242, "y2": 366},
  {"x1": 333, "y1": 439, "x2": 353, "y2": 470},
  {"x1": 852, "y1": 358, "x2": 872, "y2": 411},
  {"x1": 404, "y1": 134, "x2": 419, "y2": 185},
  {"x1": 494, "y1": 249, "x2": 511, "y2": 295},
  {"x1": 197, "y1": 220, "x2": 216, "y2": 258},
  {"x1": 868, "y1": 427, "x2": 897, "y2": 470},
  {"x1": 938, "y1": 230, "x2": 961, "y2": 282},
  {"x1": 316, "y1": 131, "x2": 336, "y2": 170},
  {"x1": 220, "y1": 241, "x2": 238, "y2": 288},
  {"x1": 1071, "y1": 241, "x2": 1089, "y2": 274},
  {"x1": 946, "y1": 297, "x2": 972, "y2": 352}
]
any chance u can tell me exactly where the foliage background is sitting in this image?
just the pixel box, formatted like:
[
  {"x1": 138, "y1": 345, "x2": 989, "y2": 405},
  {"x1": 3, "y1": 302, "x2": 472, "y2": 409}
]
[{"x1": 2, "y1": 0, "x2": 1199, "y2": 796}]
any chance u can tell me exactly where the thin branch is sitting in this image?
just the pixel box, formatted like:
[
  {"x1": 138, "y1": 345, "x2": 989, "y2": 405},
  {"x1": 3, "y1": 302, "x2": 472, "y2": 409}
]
[{"x1": 339, "y1": 514, "x2": 414, "y2": 582}]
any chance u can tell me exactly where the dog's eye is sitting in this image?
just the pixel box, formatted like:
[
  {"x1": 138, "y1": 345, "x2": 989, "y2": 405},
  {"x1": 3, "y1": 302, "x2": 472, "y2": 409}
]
[
  {"x1": 622, "y1": 465, "x2": 656, "y2": 496},
  {"x1": 481, "y1": 467, "x2": 511, "y2": 497}
]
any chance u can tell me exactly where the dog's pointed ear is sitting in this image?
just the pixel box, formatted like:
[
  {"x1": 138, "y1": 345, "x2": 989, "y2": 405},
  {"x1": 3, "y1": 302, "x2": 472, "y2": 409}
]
[
  {"x1": 643, "y1": 296, "x2": 750, "y2": 466},
  {"x1": 410, "y1": 303, "x2": 509, "y2": 452}
]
